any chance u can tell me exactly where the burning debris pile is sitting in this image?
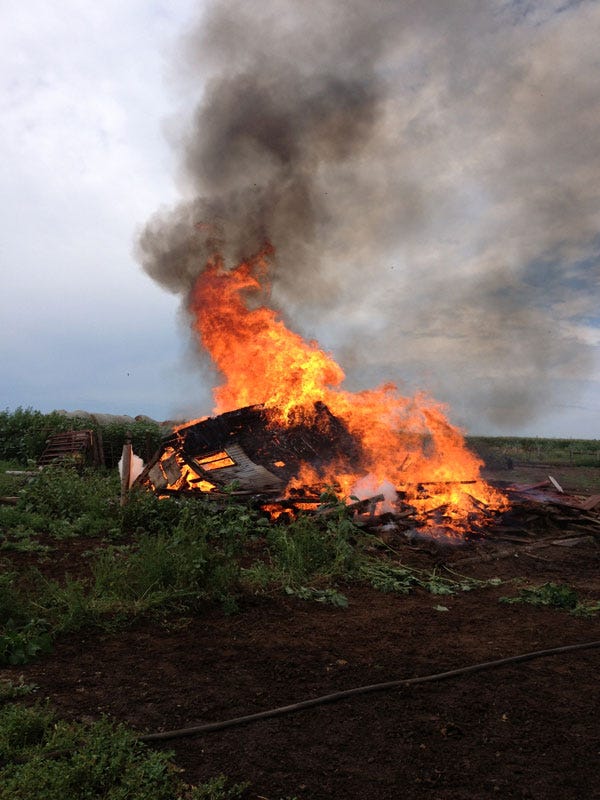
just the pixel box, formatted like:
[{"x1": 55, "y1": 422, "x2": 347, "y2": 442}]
[
  {"x1": 135, "y1": 245, "x2": 508, "y2": 538},
  {"x1": 136, "y1": 398, "x2": 507, "y2": 538},
  {"x1": 448, "y1": 480, "x2": 600, "y2": 563},
  {"x1": 133, "y1": 3, "x2": 568, "y2": 538}
]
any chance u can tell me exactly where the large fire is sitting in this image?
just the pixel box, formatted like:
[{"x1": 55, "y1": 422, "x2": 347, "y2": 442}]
[{"x1": 185, "y1": 244, "x2": 508, "y2": 536}]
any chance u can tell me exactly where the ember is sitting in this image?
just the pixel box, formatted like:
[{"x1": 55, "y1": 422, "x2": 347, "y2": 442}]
[{"x1": 137, "y1": 245, "x2": 508, "y2": 537}]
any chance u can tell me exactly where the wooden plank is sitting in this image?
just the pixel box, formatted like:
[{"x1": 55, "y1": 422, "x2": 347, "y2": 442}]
[
  {"x1": 551, "y1": 536, "x2": 594, "y2": 547},
  {"x1": 547, "y1": 475, "x2": 564, "y2": 493},
  {"x1": 508, "y1": 480, "x2": 551, "y2": 492},
  {"x1": 580, "y1": 494, "x2": 600, "y2": 511},
  {"x1": 120, "y1": 440, "x2": 132, "y2": 506}
]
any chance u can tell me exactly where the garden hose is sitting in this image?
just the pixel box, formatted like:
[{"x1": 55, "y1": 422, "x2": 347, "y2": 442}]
[{"x1": 139, "y1": 639, "x2": 600, "y2": 743}]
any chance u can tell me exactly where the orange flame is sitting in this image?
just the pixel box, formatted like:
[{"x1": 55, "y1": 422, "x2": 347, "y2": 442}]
[
  {"x1": 191, "y1": 245, "x2": 344, "y2": 422},
  {"x1": 189, "y1": 244, "x2": 507, "y2": 534}
]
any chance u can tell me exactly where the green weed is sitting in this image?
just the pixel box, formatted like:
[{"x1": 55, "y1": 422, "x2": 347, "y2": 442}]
[
  {"x1": 284, "y1": 585, "x2": 349, "y2": 607},
  {"x1": 358, "y1": 559, "x2": 487, "y2": 598},
  {"x1": 0, "y1": 506, "x2": 49, "y2": 537},
  {"x1": 0, "y1": 502, "x2": 253, "y2": 664},
  {"x1": 120, "y1": 490, "x2": 183, "y2": 536},
  {"x1": 263, "y1": 514, "x2": 356, "y2": 586},
  {"x1": 0, "y1": 533, "x2": 49, "y2": 555},
  {"x1": 37, "y1": 575, "x2": 97, "y2": 634},
  {"x1": 0, "y1": 572, "x2": 32, "y2": 626},
  {"x1": 186, "y1": 774, "x2": 249, "y2": 799},
  {"x1": 0, "y1": 468, "x2": 27, "y2": 497},
  {"x1": 0, "y1": 703, "x2": 249, "y2": 800},
  {"x1": 0, "y1": 620, "x2": 52, "y2": 666},
  {"x1": 500, "y1": 582, "x2": 599, "y2": 616},
  {"x1": 467, "y1": 435, "x2": 600, "y2": 467},
  {"x1": 19, "y1": 464, "x2": 119, "y2": 525}
]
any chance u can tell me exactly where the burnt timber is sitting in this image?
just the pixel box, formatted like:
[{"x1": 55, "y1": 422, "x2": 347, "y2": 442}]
[{"x1": 135, "y1": 402, "x2": 362, "y2": 497}]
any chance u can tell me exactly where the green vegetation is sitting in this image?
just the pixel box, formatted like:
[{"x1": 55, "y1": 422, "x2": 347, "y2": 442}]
[
  {"x1": 0, "y1": 465, "x2": 508, "y2": 666},
  {"x1": 0, "y1": 703, "x2": 247, "y2": 800},
  {"x1": 244, "y1": 503, "x2": 357, "y2": 590},
  {"x1": 500, "y1": 582, "x2": 600, "y2": 616},
  {"x1": 0, "y1": 407, "x2": 164, "y2": 467},
  {"x1": 468, "y1": 435, "x2": 600, "y2": 467}
]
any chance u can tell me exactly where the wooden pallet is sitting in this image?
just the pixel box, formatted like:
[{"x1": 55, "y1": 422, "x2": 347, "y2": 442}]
[{"x1": 37, "y1": 430, "x2": 101, "y2": 467}]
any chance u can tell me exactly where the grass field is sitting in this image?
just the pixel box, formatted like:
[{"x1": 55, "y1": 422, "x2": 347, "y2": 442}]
[{"x1": 468, "y1": 435, "x2": 600, "y2": 467}]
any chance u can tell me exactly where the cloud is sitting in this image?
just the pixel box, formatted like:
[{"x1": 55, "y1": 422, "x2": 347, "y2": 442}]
[{"x1": 0, "y1": 1, "x2": 200, "y2": 417}]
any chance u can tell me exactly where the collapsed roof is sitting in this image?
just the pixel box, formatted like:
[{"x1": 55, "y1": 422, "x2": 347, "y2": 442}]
[{"x1": 135, "y1": 402, "x2": 362, "y2": 497}]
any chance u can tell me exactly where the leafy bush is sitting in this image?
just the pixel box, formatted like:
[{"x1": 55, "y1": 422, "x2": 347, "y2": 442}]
[
  {"x1": 0, "y1": 704, "x2": 248, "y2": 800},
  {"x1": 19, "y1": 464, "x2": 119, "y2": 524},
  {"x1": 120, "y1": 490, "x2": 184, "y2": 536},
  {"x1": 0, "y1": 706, "x2": 177, "y2": 800},
  {"x1": 95, "y1": 419, "x2": 163, "y2": 468},
  {"x1": 0, "y1": 408, "x2": 74, "y2": 465}
]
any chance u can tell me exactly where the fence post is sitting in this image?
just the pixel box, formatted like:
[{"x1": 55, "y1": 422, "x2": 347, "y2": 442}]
[
  {"x1": 120, "y1": 431, "x2": 133, "y2": 507},
  {"x1": 95, "y1": 428, "x2": 105, "y2": 467}
]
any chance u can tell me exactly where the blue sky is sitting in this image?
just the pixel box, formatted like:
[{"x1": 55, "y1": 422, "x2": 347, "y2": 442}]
[{"x1": 1, "y1": 1, "x2": 599, "y2": 437}]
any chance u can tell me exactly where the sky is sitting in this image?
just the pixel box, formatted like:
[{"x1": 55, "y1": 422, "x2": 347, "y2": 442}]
[{"x1": 1, "y1": 0, "x2": 599, "y2": 438}]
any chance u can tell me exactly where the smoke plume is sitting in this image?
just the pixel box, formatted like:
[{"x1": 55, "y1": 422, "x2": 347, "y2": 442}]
[{"x1": 138, "y1": 0, "x2": 600, "y2": 430}]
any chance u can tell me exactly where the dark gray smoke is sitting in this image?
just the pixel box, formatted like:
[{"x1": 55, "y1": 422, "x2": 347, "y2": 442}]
[
  {"x1": 138, "y1": 0, "x2": 400, "y2": 301},
  {"x1": 138, "y1": 0, "x2": 600, "y2": 431}
]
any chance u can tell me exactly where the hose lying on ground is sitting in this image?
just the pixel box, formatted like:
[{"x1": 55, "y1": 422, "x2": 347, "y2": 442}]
[{"x1": 139, "y1": 639, "x2": 600, "y2": 743}]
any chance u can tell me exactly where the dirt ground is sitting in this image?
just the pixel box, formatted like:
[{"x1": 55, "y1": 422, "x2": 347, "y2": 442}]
[{"x1": 2, "y1": 465, "x2": 599, "y2": 800}]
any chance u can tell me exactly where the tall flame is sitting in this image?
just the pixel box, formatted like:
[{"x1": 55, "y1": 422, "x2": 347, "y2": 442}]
[
  {"x1": 191, "y1": 245, "x2": 344, "y2": 420},
  {"x1": 189, "y1": 244, "x2": 507, "y2": 533}
]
